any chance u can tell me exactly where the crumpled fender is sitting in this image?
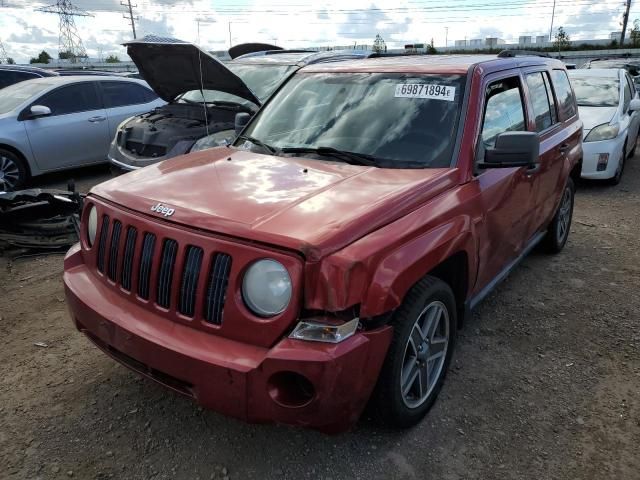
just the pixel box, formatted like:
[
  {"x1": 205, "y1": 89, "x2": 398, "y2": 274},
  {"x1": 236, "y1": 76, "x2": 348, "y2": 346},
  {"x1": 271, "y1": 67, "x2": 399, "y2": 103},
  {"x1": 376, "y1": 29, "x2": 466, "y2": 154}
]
[{"x1": 304, "y1": 188, "x2": 478, "y2": 317}]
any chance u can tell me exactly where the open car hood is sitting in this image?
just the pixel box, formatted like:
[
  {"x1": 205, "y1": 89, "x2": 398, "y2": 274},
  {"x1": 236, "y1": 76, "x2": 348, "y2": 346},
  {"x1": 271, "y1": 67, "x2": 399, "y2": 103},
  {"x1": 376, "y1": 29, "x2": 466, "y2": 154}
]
[{"x1": 123, "y1": 36, "x2": 260, "y2": 105}]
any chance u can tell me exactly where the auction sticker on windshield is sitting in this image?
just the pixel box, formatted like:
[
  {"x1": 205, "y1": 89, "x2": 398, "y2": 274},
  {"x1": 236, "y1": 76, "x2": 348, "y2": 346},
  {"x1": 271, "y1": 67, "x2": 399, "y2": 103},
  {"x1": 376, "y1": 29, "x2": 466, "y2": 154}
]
[{"x1": 395, "y1": 84, "x2": 456, "y2": 101}]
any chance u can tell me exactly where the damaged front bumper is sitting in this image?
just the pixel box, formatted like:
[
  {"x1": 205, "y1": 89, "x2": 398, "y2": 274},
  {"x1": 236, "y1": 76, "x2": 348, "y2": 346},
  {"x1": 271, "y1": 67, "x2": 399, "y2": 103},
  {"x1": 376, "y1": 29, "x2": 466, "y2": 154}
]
[{"x1": 63, "y1": 244, "x2": 392, "y2": 433}]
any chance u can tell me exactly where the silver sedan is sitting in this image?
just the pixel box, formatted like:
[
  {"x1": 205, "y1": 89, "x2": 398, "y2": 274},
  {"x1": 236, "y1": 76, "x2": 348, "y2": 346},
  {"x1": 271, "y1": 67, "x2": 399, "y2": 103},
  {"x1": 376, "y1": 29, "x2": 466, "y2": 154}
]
[{"x1": 0, "y1": 75, "x2": 164, "y2": 190}]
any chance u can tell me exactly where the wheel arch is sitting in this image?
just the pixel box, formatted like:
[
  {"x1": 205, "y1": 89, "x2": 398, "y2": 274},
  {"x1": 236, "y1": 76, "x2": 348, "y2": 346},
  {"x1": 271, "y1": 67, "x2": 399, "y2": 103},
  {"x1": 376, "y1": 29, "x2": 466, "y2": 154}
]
[{"x1": 0, "y1": 143, "x2": 32, "y2": 178}]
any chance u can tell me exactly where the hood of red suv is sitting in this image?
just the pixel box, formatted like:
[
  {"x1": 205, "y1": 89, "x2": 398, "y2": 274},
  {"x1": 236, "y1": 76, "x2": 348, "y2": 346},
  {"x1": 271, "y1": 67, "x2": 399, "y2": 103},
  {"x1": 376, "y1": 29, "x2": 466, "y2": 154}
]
[{"x1": 92, "y1": 148, "x2": 457, "y2": 260}]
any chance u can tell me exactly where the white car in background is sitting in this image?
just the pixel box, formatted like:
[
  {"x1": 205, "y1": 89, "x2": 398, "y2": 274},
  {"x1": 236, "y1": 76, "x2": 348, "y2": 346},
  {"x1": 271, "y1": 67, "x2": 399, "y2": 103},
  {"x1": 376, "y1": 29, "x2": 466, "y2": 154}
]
[
  {"x1": 569, "y1": 68, "x2": 640, "y2": 184},
  {"x1": 0, "y1": 76, "x2": 164, "y2": 190}
]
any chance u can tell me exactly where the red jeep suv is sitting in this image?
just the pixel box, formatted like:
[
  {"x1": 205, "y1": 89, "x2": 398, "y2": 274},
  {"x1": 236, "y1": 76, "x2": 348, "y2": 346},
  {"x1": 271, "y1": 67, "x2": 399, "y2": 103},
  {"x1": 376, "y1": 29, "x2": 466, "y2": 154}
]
[{"x1": 64, "y1": 54, "x2": 582, "y2": 433}]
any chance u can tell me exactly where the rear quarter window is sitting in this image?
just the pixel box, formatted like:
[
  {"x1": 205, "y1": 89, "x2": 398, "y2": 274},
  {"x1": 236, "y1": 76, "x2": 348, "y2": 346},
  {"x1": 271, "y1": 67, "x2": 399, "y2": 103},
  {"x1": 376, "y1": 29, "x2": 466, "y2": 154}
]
[
  {"x1": 101, "y1": 81, "x2": 157, "y2": 108},
  {"x1": 550, "y1": 70, "x2": 577, "y2": 120}
]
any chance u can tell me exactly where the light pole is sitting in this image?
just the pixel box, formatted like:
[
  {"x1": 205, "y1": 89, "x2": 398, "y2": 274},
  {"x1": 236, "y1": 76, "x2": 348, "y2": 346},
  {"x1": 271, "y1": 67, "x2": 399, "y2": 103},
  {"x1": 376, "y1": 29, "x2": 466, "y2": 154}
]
[
  {"x1": 445, "y1": 27, "x2": 449, "y2": 48},
  {"x1": 549, "y1": 0, "x2": 556, "y2": 41},
  {"x1": 196, "y1": 17, "x2": 215, "y2": 45}
]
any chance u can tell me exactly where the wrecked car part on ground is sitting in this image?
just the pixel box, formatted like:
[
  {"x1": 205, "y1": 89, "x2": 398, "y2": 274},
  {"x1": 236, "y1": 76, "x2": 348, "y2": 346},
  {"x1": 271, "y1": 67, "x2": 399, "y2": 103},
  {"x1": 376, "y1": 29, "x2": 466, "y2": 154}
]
[{"x1": 0, "y1": 187, "x2": 83, "y2": 253}]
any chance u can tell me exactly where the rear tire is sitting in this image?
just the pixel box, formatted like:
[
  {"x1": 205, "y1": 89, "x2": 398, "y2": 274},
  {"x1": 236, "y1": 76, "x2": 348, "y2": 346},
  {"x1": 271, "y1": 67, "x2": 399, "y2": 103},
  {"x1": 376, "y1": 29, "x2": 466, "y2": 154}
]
[
  {"x1": 0, "y1": 148, "x2": 28, "y2": 191},
  {"x1": 369, "y1": 276, "x2": 456, "y2": 428},
  {"x1": 542, "y1": 178, "x2": 574, "y2": 254}
]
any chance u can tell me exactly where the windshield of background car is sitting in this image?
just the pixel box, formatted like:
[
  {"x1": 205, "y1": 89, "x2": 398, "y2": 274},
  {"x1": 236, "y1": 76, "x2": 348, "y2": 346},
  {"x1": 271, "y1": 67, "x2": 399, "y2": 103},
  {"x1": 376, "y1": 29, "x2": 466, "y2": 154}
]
[
  {"x1": 241, "y1": 72, "x2": 466, "y2": 168},
  {"x1": 179, "y1": 64, "x2": 295, "y2": 107},
  {"x1": 0, "y1": 81, "x2": 53, "y2": 114},
  {"x1": 569, "y1": 76, "x2": 619, "y2": 107}
]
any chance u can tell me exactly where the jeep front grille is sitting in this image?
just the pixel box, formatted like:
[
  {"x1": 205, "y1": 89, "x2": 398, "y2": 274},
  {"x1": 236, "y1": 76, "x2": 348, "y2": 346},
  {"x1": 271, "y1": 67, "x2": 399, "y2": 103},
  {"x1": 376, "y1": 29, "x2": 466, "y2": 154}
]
[{"x1": 95, "y1": 217, "x2": 232, "y2": 325}]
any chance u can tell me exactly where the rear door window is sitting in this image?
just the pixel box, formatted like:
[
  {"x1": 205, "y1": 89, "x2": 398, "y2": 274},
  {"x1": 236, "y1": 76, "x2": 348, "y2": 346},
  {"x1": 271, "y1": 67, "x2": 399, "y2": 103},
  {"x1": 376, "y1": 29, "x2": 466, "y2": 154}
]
[
  {"x1": 100, "y1": 81, "x2": 157, "y2": 108},
  {"x1": 550, "y1": 70, "x2": 577, "y2": 119},
  {"x1": 481, "y1": 76, "x2": 526, "y2": 147},
  {"x1": 0, "y1": 70, "x2": 38, "y2": 89},
  {"x1": 37, "y1": 82, "x2": 102, "y2": 115},
  {"x1": 526, "y1": 72, "x2": 554, "y2": 132}
]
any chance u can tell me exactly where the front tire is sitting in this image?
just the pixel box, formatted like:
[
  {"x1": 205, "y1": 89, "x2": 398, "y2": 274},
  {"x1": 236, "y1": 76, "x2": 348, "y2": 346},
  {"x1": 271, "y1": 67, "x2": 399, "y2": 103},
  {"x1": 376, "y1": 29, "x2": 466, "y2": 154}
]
[
  {"x1": 542, "y1": 177, "x2": 574, "y2": 253},
  {"x1": 609, "y1": 146, "x2": 626, "y2": 185},
  {"x1": 369, "y1": 276, "x2": 456, "y2": 428},
  {"x1": 0, "y1": 149, "x2": 28, "y2": 191}
]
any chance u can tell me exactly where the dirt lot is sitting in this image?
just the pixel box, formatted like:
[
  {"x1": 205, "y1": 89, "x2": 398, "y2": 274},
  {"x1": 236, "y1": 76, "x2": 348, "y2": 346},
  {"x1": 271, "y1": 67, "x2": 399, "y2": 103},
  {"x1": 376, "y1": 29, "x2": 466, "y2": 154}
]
[{"x1": 1, "y1": 160, "x2": 639, "y2": 480}]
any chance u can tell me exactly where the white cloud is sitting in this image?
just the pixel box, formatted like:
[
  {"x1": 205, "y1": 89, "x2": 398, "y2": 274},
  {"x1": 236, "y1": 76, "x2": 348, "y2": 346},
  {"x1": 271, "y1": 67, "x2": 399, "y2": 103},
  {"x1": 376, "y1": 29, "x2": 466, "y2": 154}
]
[{"x1": 0, "y1": 0, "x2": 637, "y2": 63}]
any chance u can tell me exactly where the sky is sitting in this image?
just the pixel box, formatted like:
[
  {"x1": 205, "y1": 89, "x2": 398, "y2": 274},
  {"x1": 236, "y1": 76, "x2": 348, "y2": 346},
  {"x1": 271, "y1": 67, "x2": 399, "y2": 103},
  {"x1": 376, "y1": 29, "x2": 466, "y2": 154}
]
[{"x1": 1, "y1": 0, "x2": 639, "y2": 63}]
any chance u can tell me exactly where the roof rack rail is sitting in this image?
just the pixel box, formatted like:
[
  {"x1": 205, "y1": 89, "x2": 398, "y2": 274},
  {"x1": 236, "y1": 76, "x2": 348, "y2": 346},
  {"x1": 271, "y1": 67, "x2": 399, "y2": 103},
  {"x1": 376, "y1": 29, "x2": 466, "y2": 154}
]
[{"x1": 497, "y1": 50, "x2": 550, "y2": 58}]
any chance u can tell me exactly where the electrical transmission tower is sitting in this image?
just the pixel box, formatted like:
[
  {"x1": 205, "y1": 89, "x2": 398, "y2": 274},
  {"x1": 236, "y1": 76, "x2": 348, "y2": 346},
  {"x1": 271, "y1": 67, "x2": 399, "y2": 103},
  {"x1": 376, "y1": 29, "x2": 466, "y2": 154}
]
[
  {"x1": 121, "y1": 0, "x2": 138, "y2": 39},
  {"x1": 0, "y1": 39, "x2": 8, "y2": 64},
  {"x1": 36, "y1": 1, "x2": 93, "y2": 63}
]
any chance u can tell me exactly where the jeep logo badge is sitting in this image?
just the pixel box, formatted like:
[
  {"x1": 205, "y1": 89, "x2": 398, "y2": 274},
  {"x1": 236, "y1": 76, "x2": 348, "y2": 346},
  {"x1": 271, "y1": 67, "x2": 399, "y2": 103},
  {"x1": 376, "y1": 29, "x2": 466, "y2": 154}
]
[{"x1": 150, "y1": 203, "x2": 175, "y2": 217}]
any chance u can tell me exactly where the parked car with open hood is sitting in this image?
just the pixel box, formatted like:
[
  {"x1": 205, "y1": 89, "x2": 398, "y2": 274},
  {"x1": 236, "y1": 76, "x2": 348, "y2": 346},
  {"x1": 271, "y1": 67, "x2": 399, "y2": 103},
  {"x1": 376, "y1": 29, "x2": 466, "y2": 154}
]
[
  {"x1": 107, "y1": 36, "x2": 376, "y2": 172},
  {"x1": 65, "y1": 54, "x2": 581, "y2": 432},
  {"x1": 0, "y1": 75, "x2": 163, "y2": 190},
  {"x1": 569, "y1": 68, "x2": 640, "y2": 184}
]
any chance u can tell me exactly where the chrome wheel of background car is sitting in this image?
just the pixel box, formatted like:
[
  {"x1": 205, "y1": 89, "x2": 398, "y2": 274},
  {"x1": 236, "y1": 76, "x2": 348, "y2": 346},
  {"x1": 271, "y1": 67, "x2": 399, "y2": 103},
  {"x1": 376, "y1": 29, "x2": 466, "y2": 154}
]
[
  {"x1": 400, "y1": 300, "x2": 450, "y2": 408},
  {"x1": 0, "y1": 155, "x2": 20, "y2": 191},
  {"x1": 556, "y1": 186, "x2": 572, "y2": 245}
]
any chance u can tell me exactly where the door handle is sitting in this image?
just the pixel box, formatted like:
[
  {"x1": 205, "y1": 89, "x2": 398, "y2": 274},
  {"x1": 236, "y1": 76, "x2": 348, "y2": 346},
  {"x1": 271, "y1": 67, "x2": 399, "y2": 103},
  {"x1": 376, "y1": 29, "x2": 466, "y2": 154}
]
[
  {"x1": 88, "y1": 116, "x2": 106, "y2": 123},
  {"x1": 558, "y1": 143, "x2": 570, "y2": 154}
]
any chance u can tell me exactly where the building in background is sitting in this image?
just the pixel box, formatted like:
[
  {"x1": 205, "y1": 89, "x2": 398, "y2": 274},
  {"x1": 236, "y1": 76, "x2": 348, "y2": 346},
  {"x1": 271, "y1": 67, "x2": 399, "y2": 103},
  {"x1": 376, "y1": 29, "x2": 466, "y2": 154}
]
[{"x1": 519, "y1": 36, "x2": 532, "y2": 45}]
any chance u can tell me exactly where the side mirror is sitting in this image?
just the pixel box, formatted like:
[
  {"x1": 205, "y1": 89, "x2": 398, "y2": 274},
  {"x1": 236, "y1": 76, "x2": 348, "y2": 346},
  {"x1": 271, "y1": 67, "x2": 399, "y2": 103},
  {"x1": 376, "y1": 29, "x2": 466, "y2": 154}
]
[
  {"x1": 29, "y1": 105, "x2": 52, "y2": 118},
  {"x1": 234, "y1": 112, "x2": 251, "y2": 135},
  {"x1": 479, "y1": 131, "x2": 540, "y2": 169},
  {"x1": 629, "y1": 98, "x2": 640, "y2": 112}
]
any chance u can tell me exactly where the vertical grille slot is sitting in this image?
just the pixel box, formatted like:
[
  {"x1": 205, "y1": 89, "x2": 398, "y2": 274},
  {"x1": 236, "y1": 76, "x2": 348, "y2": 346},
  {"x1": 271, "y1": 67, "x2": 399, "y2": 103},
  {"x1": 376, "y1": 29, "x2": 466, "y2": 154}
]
[
  {"x1": 204, "y1": 253, "x2": 232, "y2": 325},
  {"x1": 96, "y1": 215, "x2": 110, "y2": 273},
  {"x1": 178, "y1": 246, "x2": 204, "y2": 317},
  {"x1": 137, "y1": 233, "x2": 156, "y2": 300},
  {"x1": 107, "y1": 220, "x2": 122, "y2": 281},
  {"x1": 120, "y1": 227, "x2": 138, "y2": 291},
  {"x1": 156, "y1": 239, "x2": 178, "y2": 308}
]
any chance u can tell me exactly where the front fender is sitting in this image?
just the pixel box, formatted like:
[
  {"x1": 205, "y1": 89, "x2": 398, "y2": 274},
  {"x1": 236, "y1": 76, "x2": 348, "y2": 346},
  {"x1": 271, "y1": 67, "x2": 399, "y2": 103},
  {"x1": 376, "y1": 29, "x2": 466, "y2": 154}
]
[
  {"x1": 361, "y1": 218, "x2": 475, "y2": 317},
  {"x1": 304, "y1": 207, "x2": 478, "y2": 318}
]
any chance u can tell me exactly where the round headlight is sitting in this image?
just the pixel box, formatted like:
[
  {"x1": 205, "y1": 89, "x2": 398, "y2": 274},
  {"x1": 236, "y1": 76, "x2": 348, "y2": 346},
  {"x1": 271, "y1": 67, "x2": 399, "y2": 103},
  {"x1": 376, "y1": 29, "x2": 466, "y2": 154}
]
[
  {"x1": 242, "y1": 259, "x2": 292, "y2": 317},
  {"x1": 87, "y1": 205, "x2": 98, "y2": 247}
]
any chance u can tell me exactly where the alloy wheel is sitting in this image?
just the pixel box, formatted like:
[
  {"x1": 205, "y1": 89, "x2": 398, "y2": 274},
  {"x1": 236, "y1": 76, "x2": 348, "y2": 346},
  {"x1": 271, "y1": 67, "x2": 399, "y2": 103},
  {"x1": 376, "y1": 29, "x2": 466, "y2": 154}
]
[
  {"x1": 0, "y1": 155, "x2": 20, "y2": 191},
  {"x1": 556, "y1": 185, "x2": 572, "y2": 245},
  {"x1": 400, "y1": 300, "x2": 450, "y2": 408}
]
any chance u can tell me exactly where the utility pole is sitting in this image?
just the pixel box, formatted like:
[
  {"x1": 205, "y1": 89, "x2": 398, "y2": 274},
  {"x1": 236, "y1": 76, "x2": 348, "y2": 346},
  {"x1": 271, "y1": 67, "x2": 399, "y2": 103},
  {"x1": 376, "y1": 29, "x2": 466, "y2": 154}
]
[
  {"x1": 445, "y1": 27, "x2": 448, "y2": 48},
  {"x1": 36, "y1": 1, "x2": 93, "y2": 63},
  {"x1": 0, "y1": 40, "x2": 8, "y2": 64},
  {"x1": 621, "y1": 0, "x2": 632, "y2": 45},
  {"x1": 549, "y1": 0, "x2": 556, "y2": 41},
  {"x1": 121, "y1": 0, "x2": 137, "y2": 39},
  {"x1": 228, "y1": 22, "x2": 232, "y2": 48}
]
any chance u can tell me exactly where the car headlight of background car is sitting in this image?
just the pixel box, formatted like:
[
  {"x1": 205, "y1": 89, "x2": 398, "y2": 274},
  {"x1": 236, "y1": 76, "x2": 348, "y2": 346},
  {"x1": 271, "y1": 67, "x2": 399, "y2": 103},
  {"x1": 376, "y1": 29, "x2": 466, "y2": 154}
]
[
  {"x1": 242, "y1": 259, "x2": 292, "y2": 317},
  {"x1": 87, "y1": 204, "x2": 98, "y2": 247},
  {"x1": 584, "y1": 123, "x2": 620, "y2": 142},
  {"x1": 190, "y1": 130, "x2": 235, "y2": 152}
]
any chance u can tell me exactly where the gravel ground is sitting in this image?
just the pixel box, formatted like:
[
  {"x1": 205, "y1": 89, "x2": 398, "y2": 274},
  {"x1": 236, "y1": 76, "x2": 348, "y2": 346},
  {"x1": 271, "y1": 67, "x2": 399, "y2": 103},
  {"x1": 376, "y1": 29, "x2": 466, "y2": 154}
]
[{"x1": 1, "y1": 159, "x2": 639, "y2": 480}]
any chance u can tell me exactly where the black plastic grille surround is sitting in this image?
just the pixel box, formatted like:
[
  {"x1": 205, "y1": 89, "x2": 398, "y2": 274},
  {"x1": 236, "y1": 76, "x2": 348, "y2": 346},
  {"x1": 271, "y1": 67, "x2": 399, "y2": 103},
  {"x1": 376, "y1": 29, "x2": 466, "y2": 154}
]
[
  {"x1": 204, "y1": 253, "x2": 232, "y2": 325},
  {"x1": 179, "y1": 246, "x2": 204, "y2": 317},
  {"x1": 120, "y1": 227, "x2": 138, "y2": 291},
  {"x1": 137, "y1": 233, "x2": 156, "y2": 300}
]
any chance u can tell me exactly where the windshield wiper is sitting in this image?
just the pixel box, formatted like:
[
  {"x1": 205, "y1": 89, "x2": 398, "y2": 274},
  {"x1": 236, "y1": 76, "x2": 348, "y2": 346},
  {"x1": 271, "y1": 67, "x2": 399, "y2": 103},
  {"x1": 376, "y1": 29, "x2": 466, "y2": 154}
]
[
  {"x1": 237, "y1": 135, "x2": 278, "y2": 155},
  {"x1": 279, "y1": 146, "x2": 380, "y2": 167}
]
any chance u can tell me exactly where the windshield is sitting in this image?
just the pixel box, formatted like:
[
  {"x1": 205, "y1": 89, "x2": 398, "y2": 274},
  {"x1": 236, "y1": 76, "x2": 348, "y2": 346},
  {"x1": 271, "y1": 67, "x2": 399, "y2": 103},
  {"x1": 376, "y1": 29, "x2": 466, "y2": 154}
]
[
  {"x1": 239, "y1": 72, "x2": 466, "y2": 168},
  {"x1": 0, "y1": 81, "x2": 53, "y2": 114},
  {"x1": 179, "y1": 63, "x2": 295, "y2": 107},
  {"x1": 569, "y1": 76, "x2": 619, "y2": 107}
]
